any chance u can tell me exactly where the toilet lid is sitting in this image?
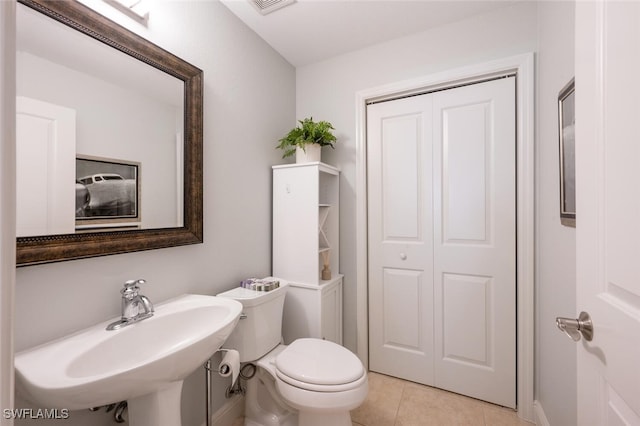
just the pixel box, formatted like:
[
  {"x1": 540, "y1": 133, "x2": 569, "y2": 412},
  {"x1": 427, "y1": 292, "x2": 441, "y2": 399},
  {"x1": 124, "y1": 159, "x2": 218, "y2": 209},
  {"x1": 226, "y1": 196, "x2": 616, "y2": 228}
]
[{"x1": 275, "y1": 338, "x2": 364, "y2": 386}]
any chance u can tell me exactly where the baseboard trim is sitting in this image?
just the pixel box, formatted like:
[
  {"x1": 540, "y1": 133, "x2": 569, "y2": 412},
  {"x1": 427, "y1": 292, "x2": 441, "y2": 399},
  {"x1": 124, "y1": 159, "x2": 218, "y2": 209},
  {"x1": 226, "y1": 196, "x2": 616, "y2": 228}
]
[
  {"x1": 533, "y1": 400, "x2": 550, "y2": 426},
  {"x1": 201, "y1": 394, "x2": 244, "y2": 426}
]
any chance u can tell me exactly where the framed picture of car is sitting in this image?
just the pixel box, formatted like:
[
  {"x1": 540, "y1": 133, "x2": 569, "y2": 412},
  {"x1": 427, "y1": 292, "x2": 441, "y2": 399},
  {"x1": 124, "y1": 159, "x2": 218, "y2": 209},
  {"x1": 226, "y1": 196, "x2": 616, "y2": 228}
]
[{"x1": 75, "y1": 155, "x2": 141, "y2": 230}]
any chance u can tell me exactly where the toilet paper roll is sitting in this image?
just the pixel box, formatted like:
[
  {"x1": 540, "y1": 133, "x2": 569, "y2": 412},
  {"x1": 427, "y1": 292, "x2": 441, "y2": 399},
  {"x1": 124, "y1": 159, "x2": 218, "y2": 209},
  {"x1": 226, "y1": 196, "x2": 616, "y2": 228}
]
[{"x1": 218, "y1": 349, "x2": 240, "y2": 385}]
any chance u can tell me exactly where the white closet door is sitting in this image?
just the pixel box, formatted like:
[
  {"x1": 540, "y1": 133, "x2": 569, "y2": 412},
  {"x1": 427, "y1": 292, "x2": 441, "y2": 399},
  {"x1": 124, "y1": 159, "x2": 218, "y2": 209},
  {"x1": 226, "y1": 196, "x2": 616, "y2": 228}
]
[
  {"x1": 367, "y1": 77, "x2": 516, "y2": 407},
  {"x1": 432, "y1": 78, "x2": 516, "y2": 408},
  {"x1": 367, "y1": 95, "x2": 435, "y2": 385}
]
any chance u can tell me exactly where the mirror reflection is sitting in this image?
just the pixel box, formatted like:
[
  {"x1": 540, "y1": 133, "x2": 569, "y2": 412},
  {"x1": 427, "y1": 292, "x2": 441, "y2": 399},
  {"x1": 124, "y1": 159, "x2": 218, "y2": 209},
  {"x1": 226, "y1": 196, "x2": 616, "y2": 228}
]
[{"x1": 16, "y1": 3, "x2": 184, "y2": 237}]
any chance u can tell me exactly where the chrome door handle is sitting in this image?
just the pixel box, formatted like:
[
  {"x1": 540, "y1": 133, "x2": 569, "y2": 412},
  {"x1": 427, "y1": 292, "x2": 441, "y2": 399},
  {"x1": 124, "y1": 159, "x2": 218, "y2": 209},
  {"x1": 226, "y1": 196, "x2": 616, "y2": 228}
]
[{"x1": 556, "y1": 311, "x2": 594, "y2": 342}]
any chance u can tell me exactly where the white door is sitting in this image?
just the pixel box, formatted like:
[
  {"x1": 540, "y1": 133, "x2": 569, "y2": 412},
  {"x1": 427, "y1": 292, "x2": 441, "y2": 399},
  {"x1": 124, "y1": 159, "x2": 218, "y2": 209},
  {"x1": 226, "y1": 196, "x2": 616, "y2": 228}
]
[
  {"x1": 574, "y1": 1, "x2": 640, "y2": 424},
  {"x1": 16, "y1": 96, "x2": 76, "y2": 237},
  {"x1": 368, "y1": 77, "x2": 516, "y2": 408},
  {"x1": 368, "y1": 94, "x2": 436, "y2": 386}
]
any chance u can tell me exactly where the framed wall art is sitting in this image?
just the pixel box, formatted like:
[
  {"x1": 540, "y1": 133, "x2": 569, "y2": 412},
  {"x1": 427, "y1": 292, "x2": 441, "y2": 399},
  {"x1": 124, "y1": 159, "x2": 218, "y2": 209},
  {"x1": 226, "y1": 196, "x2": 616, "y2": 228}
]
[
  {"x1": 558, "y1": 78, "x2": 576, "y2": 227},
  {"x1": 75, "y1": 155, "x2": 141, "y2": 230}
]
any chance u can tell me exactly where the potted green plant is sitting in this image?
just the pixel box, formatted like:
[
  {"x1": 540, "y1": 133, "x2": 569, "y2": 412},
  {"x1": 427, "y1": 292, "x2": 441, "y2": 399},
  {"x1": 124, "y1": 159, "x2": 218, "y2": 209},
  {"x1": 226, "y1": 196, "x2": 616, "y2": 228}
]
[{"x1": 276, "y1": 117, "x2": 337, "y2": 163}]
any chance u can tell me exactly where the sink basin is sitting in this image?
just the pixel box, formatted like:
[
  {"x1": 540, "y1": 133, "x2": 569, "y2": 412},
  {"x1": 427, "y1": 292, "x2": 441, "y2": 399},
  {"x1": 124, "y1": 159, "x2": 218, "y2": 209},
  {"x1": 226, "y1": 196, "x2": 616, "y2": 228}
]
[{"x1": 15, "y1": 294, "x2": 242, "y2": 426}]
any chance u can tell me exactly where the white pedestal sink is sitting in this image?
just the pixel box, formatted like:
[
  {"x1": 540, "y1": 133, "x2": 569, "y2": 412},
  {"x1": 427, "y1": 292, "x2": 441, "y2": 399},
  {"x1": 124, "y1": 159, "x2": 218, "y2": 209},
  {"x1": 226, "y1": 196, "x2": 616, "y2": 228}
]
[{"x1": 14, "y1": 294, "x2": 243, "y2": 426}]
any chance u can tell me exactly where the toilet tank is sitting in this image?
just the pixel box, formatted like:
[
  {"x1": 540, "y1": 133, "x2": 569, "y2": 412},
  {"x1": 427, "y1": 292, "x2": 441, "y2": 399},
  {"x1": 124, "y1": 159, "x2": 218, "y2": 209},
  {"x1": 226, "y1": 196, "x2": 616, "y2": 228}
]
[{"x1": 217, "y1": 281, "x2": 287, "y2": 362}]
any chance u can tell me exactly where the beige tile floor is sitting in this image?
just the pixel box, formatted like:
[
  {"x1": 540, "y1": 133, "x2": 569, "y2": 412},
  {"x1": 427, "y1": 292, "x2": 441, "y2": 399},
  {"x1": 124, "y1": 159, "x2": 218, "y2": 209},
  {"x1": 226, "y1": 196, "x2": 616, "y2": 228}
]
[
  {"x1": 351, "y1": 372, "x2": 533, "y2": 426},
  {"x1": 232, "y1": 371, "x2": 534, "y2": 426}
]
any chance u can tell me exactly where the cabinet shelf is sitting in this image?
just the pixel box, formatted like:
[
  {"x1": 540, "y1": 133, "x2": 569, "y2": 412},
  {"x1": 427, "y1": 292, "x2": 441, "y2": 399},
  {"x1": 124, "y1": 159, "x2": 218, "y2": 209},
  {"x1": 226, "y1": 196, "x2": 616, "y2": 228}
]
[{"x1": 319, "y1": 205, "x2": 331, "y2": 251}]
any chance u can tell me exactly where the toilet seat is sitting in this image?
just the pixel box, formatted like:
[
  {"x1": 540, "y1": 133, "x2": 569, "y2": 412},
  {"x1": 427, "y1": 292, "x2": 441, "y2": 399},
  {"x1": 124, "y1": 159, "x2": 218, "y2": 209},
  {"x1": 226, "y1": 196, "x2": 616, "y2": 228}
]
[
  {"x1": 276, "y1": 368, "x2": 367, "y2": 393},
  {"x1": 275, "y1": 338, "x2": 366, "y2": 392}
]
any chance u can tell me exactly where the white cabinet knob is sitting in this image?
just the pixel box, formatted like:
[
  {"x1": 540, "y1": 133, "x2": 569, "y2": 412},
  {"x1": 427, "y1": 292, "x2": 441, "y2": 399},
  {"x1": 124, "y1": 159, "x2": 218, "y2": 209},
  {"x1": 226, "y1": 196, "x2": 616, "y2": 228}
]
[{"x1": 399, "y1": 253, "x2": 407, "y2": 260}]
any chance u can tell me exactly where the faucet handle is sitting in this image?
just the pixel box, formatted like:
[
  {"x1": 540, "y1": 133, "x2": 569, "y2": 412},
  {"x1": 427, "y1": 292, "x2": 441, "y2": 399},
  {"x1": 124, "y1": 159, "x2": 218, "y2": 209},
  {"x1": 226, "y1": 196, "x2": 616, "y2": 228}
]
[
  {"x1": 122, "y1": 279, "x2": 146, "y2": 298},
  {"x1": 124, "y1": 279, "x2": 146, "y2": 288}
]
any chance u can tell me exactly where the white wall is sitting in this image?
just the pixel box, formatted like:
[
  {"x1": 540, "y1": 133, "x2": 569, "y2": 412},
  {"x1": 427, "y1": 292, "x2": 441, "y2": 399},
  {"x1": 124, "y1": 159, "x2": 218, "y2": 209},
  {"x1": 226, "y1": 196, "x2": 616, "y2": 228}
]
[
  {"x1": 0, "y1": 1, "x2": 16, "y2": 425},
  {"x1": 13, "y1": 1, "x2": 295, "y2": 425},
  {"x1": 296, "y1": 1, "x2": 538, "y2": 353},
  {"x1": 535, "y1": 1, "x2": 577, "y2": 425}
]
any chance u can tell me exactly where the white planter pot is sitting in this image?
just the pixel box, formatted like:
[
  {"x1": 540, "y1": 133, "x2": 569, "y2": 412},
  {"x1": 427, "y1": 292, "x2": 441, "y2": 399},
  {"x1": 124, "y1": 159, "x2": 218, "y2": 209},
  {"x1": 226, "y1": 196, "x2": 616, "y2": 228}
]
[{"x1": 295, "y1": 144, "x2": 321, "y2": 163}]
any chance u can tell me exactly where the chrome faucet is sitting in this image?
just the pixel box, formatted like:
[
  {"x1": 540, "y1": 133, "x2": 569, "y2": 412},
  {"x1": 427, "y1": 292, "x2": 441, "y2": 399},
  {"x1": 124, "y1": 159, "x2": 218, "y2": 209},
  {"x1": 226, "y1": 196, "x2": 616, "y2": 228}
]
[{"x1": 106, "y1": 279, "x2": 154, "y2": 331}]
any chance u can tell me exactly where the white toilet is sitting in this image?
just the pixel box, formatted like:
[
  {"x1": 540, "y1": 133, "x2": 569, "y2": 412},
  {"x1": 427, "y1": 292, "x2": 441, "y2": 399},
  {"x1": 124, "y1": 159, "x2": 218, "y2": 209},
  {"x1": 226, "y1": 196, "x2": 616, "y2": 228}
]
[{"x1": 217, "y1": 282, "x2": 368, "y2": 426}]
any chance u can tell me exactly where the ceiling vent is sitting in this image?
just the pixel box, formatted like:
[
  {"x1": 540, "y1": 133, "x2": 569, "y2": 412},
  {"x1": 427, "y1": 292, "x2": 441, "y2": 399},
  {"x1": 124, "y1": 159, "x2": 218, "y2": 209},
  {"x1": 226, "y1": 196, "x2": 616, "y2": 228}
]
[{"x1": 249, "y1": 0, "x2": 296, "y2": 15}]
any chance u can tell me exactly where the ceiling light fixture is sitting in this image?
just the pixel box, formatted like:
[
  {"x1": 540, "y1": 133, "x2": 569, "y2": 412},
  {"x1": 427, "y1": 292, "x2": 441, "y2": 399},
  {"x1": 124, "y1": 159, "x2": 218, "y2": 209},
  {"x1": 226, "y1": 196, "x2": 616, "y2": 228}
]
[
  {"x1": 249, "y1": 0, "x2": 296, "y2": 16},
  {"x1": 103, "y1": 0, "x2": 150, "y2": 23}
]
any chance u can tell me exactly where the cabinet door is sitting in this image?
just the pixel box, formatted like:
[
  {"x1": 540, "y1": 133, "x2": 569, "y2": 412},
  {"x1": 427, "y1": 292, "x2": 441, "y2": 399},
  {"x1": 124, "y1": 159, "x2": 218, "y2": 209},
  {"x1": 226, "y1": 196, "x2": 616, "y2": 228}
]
[
  {"x1": 282, "y1": 285, "x2": 320, "y2": 344},
  {"x1": 321, "y1": 280, "x2": 342, "y2": 344},
  {"x1": 273, "y1": 166, "x2": 319, "y2": 284}
]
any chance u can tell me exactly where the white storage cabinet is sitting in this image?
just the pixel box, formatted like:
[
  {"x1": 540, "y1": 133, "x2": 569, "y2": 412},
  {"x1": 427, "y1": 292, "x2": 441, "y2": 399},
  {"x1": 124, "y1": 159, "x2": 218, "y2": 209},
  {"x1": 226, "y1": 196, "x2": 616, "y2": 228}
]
[
  {"x1": 272, "y1": 162, "x2": 343, "y2": 344},
  {"x1": 272, "y1": 162, "x2": 339, "y2": 284}
]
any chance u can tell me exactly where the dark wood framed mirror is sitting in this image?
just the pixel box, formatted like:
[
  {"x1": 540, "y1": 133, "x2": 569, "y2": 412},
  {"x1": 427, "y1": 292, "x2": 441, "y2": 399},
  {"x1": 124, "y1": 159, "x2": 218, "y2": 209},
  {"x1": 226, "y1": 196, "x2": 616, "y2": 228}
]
[{"x1": 16, "y1": 0, "x2": 203, "y2": 266}]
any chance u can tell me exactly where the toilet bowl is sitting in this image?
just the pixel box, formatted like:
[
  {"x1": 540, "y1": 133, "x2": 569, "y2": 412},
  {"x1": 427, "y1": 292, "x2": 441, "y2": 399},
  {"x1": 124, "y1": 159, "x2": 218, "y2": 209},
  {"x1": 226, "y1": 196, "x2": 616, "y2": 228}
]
[{"x1": 217, "y1": 282, "x2": 368, "y2": 426}]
